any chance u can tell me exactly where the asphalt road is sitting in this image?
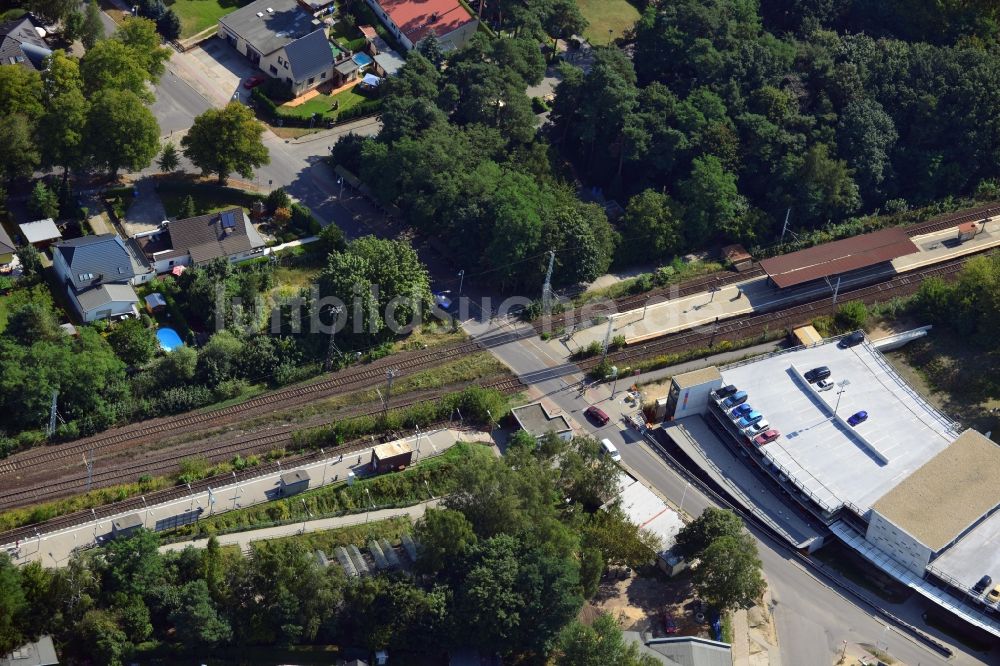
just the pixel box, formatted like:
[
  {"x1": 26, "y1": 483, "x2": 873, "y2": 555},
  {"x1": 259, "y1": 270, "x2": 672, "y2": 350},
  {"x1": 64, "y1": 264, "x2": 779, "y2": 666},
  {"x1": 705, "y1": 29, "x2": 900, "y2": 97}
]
[{"x1": 463, "y1": 312, "x2": 993, "y2": 666}]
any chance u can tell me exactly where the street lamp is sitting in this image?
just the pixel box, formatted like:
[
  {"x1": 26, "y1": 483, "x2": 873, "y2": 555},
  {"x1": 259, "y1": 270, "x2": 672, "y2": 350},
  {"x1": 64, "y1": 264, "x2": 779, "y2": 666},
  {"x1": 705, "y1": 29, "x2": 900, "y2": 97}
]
[
  {"x1": 415, "y1": 425, "x2": 422, "y2": 463},
  {"x1": 679, "y1": 482, "x2": 691, "y2": 515},
  {"x1": 610, "y1": 366, "x2": 619, "y2": 398},
  {"x1": 834, "y1": 379, "x2": 851, "y2": 417},
  {"x1": 364, "y1": 488, "x2": 374, "y2": 523}
]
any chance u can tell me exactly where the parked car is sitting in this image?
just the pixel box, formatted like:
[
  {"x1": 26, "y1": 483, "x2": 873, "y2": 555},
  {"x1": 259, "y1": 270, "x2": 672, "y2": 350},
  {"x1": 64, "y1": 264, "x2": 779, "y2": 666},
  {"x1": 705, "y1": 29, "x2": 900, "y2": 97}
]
[
  {"x1": 816, "y1": 378, "x2": 834, "y2": 392},
  {"x1": 722, "y1": 391, "x2": 748, "y2": 408},
  {"x1": 736, "y1": 411, "x2": 764, "y2": 429},
  {"x1": 988, "y1": 584, "x2": 1000, "y2": 603},
  {"x1": 973, "y1": 575, "x2": 993, "y2": 594},
  {"x1": 838, "y1": 331, "x2": 865, "y2": 348},
  {"x1": 243, "y1": 73, "x2": 267, "y2": 89},
  {"x1": 745, "y1": 419, "x2": 770, "y2": 435},
  {"x1": 847, "y1": 411, "x2": 868, "y2": 426},
  {"x1": 662, "y1": 612, "x2": 679, "y2": 634},
  {"x1": 804, "y1": 366, "x2": 831, "y2": 383},
  {"x1": 584, "y1": 405, "x2": 610, "y2": 426},
  {"x1": 715, "y1": 385, "x2": 738, "y2": 399},
  {"x1": 754, "y1": 429, "x2": 781, "y2": 446},
  {"x1": 731, "y1": 403, "x2": 754, "y2": 418},
  {"x1": 600, "y1": 438, "x2": 621, "y2": 462}
]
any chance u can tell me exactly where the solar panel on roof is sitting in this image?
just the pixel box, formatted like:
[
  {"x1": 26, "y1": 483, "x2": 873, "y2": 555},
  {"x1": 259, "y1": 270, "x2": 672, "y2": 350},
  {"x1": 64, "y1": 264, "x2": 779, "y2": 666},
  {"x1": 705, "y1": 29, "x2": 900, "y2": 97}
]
[{"x1": 220, "y1": 211, "x2": 237, "y2": 230}]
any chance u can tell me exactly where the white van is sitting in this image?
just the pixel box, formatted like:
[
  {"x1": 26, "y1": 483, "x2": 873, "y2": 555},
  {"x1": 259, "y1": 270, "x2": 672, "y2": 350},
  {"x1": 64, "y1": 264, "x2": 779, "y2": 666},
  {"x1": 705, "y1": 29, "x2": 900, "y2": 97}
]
[{"x1": 600, "y1": 438, "x2": 622, "y2": 462}]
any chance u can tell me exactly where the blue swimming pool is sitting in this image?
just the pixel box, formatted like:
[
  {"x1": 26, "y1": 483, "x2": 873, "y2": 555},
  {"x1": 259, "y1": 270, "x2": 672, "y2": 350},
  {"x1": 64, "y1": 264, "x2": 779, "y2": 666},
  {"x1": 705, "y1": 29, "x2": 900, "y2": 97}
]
[
  {"x1": 156, "y1": 327, "x2": 183, "y2": 352},
  {"x1": 352, "y1": 52, "x2": 373, "y2": 67}
]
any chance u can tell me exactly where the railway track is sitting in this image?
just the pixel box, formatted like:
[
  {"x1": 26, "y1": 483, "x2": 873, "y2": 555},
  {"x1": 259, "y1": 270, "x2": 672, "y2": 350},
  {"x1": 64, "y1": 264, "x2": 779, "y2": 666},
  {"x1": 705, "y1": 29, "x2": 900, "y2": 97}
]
[
  {"x1": 0, "y1": 375, "x2": 524, "y2": 544},
  {"x1": 534, "y1": 201, "x2": 1000, "y2": 335},
  {"x1": 583, "y1": 253, "x2": 971, "y2": 370},
  {"x1": 0, "y1": 327, "x2": 532, "y2": 484}
]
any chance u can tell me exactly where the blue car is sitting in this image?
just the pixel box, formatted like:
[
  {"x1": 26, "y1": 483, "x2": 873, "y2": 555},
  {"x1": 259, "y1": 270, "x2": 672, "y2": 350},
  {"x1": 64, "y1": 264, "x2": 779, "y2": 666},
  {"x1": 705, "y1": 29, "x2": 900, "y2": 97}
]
[
  {"x1": 722, "y1": 391, "x2": 748, "y2": 408},
  {"x1": 847, "y1": 410, "x2": 868, "y2": 426},
  {"x1": 736, "y1": 411, "x2": 764, "y2": 429},
  {"x1": 731, "y1": 403, "x2": 753, "y2": 418}
]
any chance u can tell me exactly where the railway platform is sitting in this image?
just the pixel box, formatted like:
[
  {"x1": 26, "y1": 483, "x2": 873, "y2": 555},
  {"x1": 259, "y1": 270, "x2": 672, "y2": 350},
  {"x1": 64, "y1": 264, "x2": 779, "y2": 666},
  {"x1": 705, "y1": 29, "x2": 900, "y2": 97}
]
[
  {"x1": 554, "y1": 217, "x2": 1000, "y2": 356},
  {"x1": 3, "y1": 428, "x2": 492, "y2": 568}
]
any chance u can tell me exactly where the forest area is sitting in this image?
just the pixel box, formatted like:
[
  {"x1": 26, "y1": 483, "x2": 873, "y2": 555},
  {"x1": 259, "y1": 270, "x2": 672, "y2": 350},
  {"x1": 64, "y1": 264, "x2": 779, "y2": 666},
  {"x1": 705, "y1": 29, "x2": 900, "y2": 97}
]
[{"x1": 339, "y1": 0, "x2": 1000, "y2": 290}]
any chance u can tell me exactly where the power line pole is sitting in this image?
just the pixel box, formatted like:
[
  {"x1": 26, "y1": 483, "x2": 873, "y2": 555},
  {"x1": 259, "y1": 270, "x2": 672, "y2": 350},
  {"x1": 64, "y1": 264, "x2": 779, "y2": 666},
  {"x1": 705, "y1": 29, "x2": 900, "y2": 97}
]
[
  {"x1": 601, "y1": 314, "x2": 615, "y2": 362},
  {"x1": 83, "y1": 449, "x2": 94, "y2": 493},
  {"x1": 542, "y1": 249, "x2": 555, "y2": 314},
  {"x1": 780, "y1": 208, "x2": 791, "y2": 244},
  {"x1": 453, "y1": 269, "x2": 465, "y2": 332},
  {"x1": 323, "y1": 306, "x2": 343, "y2": 372},
  {"x1": 384, "y1": 368, "x2": 399, "y2": 417},
  {"x1": 47, "y1": 390, "x2": 58, "y2": 438}
]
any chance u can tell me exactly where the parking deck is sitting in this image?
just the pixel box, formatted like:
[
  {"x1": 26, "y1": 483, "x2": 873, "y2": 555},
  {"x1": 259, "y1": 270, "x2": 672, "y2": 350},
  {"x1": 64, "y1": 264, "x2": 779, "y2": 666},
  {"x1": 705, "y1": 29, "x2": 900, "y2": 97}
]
[{"x1": 719, "y1": 340, "x2": 959, "y2": 514}]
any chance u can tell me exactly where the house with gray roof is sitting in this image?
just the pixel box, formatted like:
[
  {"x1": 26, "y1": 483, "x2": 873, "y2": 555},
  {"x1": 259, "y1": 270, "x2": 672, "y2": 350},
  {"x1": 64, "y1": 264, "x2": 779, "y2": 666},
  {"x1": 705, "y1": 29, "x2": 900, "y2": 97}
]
[
  {"x1": 624, "y1": 633, "x2": 733, "y2": 666},
  {"x1": 0, "y1": 223, "x2": 15, "y2": 265},
  {"x1": 134, "y1": 208, "x2": 266, "y2": 274},
  {"x1": 52, "y1": 234, "x2": 151, "y2": 322},
  {"x1": 217, "y1": 0, "x2": 336, "y2": 97},
  {"x1": 0, "y1": 15, "x2": 51, "y2": 70}
]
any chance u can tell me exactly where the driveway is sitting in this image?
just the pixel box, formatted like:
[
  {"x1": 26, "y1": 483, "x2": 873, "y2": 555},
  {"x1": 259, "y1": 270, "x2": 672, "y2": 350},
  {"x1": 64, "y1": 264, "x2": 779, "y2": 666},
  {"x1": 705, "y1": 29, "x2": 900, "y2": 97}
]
[{"x1": 171, "y1": 37, "x2": 259, "y2": 108}]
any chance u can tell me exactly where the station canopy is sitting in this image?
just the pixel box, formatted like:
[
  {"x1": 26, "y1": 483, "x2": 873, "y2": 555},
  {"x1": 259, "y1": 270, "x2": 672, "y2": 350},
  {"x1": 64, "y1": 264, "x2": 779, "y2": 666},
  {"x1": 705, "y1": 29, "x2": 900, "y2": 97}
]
[{"x1": 760, "y1": 227, "x2": 917, "y2": 289}]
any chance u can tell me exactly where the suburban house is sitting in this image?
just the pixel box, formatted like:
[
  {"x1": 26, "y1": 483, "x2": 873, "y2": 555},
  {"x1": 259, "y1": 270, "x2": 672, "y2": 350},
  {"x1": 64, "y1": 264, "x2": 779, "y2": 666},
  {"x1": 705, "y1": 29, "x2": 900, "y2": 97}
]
[
  {"x1": 52, "y1": 234, "x2": 152, "y2": 322},
  {"x1": 365, "y1": 0, "x2": 478, "y2": 52},
  {"x1": 0, "y1": 224, "x2": 15, "y2": 266},
  {"x1": 218, "y1": 0, "x2": 336, "y2": 97},
  {"x1": 18, "y1": 218, "x2": 61, "y2": 250},
  {"x1": 0, "y1": 15, "x2": 51, "y2": 70},
  {"x1": 133, "y1": 208, "x2": 266, "y2": 274}
]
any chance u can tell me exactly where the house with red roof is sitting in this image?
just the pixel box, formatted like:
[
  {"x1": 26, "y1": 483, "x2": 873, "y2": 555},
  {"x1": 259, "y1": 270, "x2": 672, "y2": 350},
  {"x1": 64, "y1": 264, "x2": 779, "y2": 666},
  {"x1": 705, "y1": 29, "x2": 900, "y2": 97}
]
[{"x1": 365, "y1": 0, "x2": 478, "y2": 52}]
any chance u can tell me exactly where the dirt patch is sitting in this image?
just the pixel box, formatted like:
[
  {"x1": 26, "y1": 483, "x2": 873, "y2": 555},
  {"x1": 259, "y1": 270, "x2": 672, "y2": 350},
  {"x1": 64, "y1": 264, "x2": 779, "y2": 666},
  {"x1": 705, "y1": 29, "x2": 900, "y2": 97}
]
[{"x1": 582, "y1": 568, "x2": 713, "y2": 640}]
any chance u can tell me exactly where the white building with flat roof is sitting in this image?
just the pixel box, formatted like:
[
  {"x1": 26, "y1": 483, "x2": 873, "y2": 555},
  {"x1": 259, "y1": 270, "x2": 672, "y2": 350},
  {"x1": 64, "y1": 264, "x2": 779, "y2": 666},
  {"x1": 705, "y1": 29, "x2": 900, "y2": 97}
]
[{"x1": 696, "y1": 337, "x2": 1000, "y2": 637}]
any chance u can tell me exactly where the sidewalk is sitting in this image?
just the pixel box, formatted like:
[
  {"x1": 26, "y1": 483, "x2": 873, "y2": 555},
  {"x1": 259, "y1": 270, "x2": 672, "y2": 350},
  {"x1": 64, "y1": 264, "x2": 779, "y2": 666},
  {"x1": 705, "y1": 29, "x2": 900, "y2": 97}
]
[
  {"x1": 160, "y1": 499, "x2": 439, "y2": 554},
  {"x1": 5, "y1": 428, "x2": 487, "y2": 568}
]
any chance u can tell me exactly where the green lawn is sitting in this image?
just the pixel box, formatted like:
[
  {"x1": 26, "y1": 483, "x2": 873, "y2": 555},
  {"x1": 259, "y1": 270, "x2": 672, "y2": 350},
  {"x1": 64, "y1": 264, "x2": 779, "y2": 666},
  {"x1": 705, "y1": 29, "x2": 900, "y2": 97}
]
[
  {"x1": 278, "y1": 86, "x2": 370, "y2": 119},
  {"x1": 165, "y1": 0, "x2": 249, "y2": 39},
  {"x1": 577, "y1": 0, "x2": 641, "y2": 45}
]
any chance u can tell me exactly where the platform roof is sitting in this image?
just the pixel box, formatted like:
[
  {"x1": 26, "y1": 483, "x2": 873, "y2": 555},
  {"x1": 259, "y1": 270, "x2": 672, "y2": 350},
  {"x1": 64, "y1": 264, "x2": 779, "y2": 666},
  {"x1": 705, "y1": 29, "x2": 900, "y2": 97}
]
[
  {"x1": 719, "y1": 340, "x2": 958, "y2": 514},
  {"x1": 760, "y1": 227, "x2": 917, "y2": 289},
  {"x1": 872, "y1": 430, "x2": 1000, "y2": 552}
]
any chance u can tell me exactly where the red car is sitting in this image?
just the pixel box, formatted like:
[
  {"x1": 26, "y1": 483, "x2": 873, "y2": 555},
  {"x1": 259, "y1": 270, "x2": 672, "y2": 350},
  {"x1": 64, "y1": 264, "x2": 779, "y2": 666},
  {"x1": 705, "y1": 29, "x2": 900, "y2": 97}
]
[
  {"x1": 753, "y1": 429, "x2": 780, "y2": 446},
  {"x1": 584, "y1": 405, "x2": 610, "y2": 426},
  {"x1": 243, "y1": 74, "x2": 267, "y2": 89}
]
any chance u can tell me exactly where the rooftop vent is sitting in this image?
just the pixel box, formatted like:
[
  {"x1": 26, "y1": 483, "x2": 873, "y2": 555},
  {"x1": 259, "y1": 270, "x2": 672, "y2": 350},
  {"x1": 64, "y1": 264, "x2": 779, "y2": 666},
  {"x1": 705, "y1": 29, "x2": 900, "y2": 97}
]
[
  {"x1": 266, "y1": 7, "x2": 274, "y2": 12},
  {"x1": 256, "y1": 11, "x2": 263, "y2": 17}
]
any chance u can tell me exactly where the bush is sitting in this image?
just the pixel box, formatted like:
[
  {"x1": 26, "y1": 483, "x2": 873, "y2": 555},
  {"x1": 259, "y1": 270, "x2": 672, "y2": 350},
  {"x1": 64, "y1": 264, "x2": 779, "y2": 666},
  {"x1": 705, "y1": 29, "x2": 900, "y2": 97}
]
[
  {"x1": 266, "y1": 188, "x2": 291, "y2": 214},
  {"x1": 834, "y1": 300, "x2": 869, "y2": 332},
  {"x1": 531, "y1": 96, "x2": 551, "y2": 114},
  {"x1": 156, "y1": 8, "x2": 180, "y2": 40},
  {"x1": 336, "y1": 99, "x2": 382, "y2": 122}
]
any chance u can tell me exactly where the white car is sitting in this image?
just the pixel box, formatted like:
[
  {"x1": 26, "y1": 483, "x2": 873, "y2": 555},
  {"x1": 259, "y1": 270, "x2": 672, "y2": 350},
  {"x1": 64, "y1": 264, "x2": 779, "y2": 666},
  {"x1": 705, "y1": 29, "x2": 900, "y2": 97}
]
[
  {"x1": 816, "y1": 378, "x2": 834, "y2": 392},
  {"x1": 744, "y1": 419, "x2": 770, "y2": 435}
]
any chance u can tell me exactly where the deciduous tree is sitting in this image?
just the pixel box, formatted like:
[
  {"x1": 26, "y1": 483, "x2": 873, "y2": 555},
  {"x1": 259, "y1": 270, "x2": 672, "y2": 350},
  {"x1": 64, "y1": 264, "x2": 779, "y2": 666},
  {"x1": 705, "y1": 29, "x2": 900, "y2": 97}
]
[
  {"x1": 85, "y1": 89, "x2": 160, "y2": 175},
  {"x1": 182, "y1": 103, "x2": 269, "y2": 184},
  {"x1": 692, "y1": 533, "x2": 766, "y2": 611},
  {"x1": 674, "y1": 507, "x2": 743, "y2": 559}
]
